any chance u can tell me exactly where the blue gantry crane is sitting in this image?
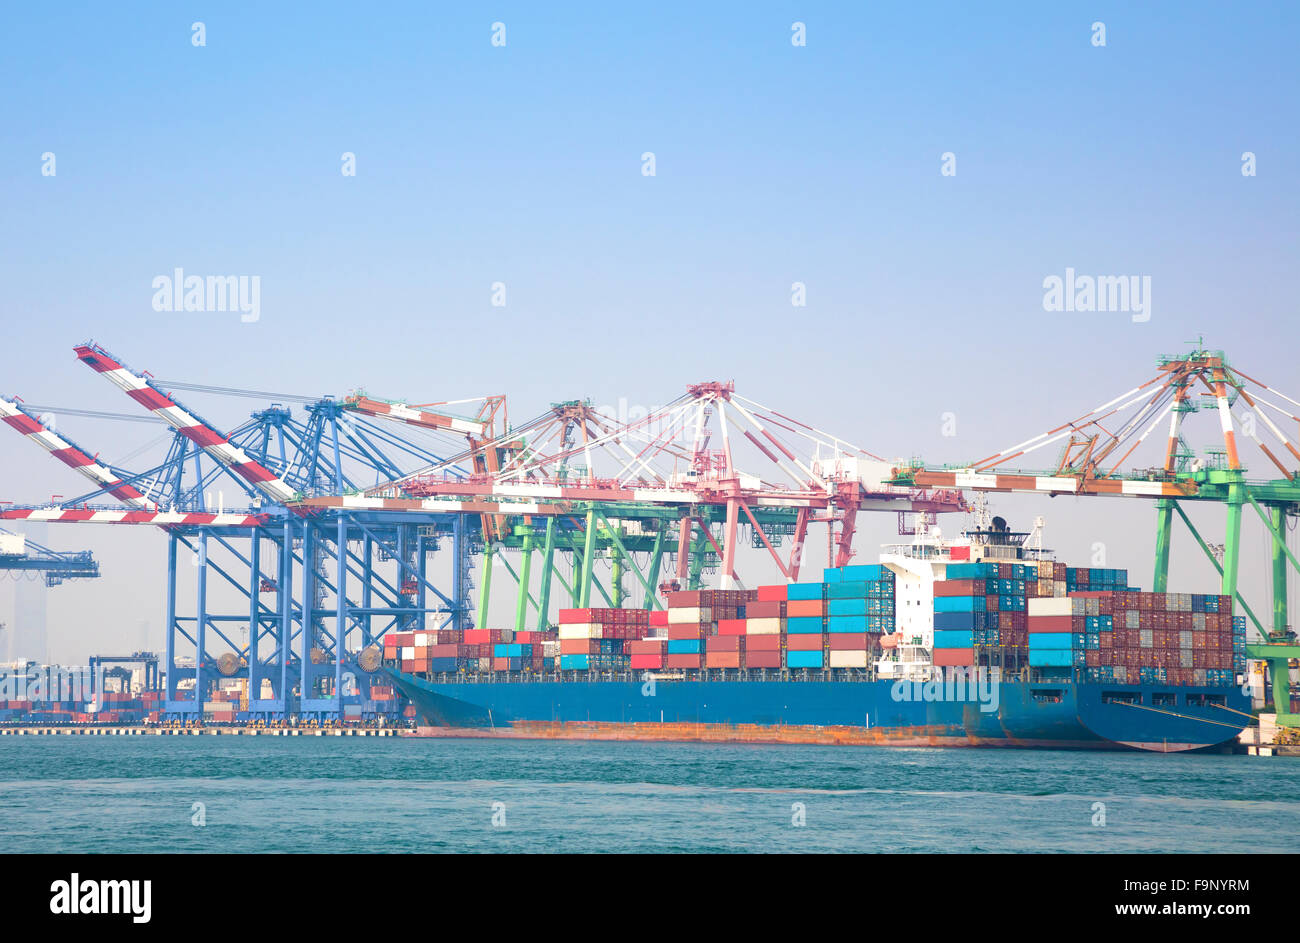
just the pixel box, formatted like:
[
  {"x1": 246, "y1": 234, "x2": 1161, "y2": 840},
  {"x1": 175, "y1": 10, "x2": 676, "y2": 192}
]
[{"x1": 0, "y1": 526, "x2": 99, "y2": 586}]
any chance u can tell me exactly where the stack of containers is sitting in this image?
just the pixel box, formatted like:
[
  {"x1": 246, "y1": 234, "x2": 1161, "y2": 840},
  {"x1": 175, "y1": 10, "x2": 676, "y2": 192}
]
[
  {"x1": 937, "y1": 561, "x2": 1042, "y2": 669},
  {"x1": 933, "y1": 562, "x2": 993, "y2": 667},
  {"x1": 822, "y1": 564, "x2": 895, "y2": 668},
  {"x1": 785, "y1": 580, "x2": 825, "y2": 669},
  {"x1": 384, "y1": 631, "x2": 431, "y2": 674},
  {"x1": 629, "y1": 636, "x2": 667, "y2": 670},
  {"x1": 742, "y1": 583, "x2": 784, "y2": 669},
  {"x1": 1028, "y1": 589, "x2": 1240, "y2": 686},
  {"x1": 557, "y1": 608, "x2": 650, "y2": 671},
  {"x1": 462, "y1": 628, "x2": 514, "y2": 672},
  {"x1": 1065, "y1": 566, "x2": 1132, "y2": 592},
  {"x1": 1026, "y1": 596, "x2": 1088, "y2": 669},
  {"x1": 663, "y1": 588, "x2": 756, "y2": 669},
  {"x1": 666, "y1": 595, "x2": 711, "y2": 669}
]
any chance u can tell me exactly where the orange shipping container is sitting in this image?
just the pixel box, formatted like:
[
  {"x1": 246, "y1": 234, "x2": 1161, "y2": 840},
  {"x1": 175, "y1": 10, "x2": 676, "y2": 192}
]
[
  {"x1": 933, "y1": 648, "x2": 975, "y2": 667},
  {"x1": 667, "y1": 623, "x2": 707, "y2": 639},
  {"x1": 705, "y1": 652, "x2": 741, "y2": 669},
  {"x1": 787, "y1": 599, "x2": 825, "y2": 618},
  {"x1": 786, "y1": 633, "x2": 824, "y2": 651}
]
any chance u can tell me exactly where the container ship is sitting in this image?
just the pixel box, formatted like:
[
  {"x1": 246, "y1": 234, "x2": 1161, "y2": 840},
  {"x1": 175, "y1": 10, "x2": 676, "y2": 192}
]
[{"x1": 385, "y1": 517, "x2": 1252, "y2": 752}]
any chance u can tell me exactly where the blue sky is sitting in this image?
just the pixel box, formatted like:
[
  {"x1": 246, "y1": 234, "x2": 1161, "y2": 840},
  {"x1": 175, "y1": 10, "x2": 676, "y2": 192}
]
[{"x1": 1, "y1": 2, "x2": 1297, "y2": 660}]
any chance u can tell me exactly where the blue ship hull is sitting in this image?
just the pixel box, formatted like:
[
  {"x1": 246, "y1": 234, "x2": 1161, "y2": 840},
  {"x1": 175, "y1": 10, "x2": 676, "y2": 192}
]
[{"x1": 387, "y1": 670, "x2": 1251, "y2": 752}]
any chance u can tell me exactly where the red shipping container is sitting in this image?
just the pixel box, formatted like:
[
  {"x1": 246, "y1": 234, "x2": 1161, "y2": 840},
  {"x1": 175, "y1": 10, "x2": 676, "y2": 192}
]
[
  {"x1": 829, "y1": 633, "x2": 868, "y2": 650},
  {"x1": 559, "y1": 639, "x2": 599, "y2": 654},
  {"x1": 1028, "y1": 616, "x2": 1074, "y2": 633},
  {"x1": 665, "y1": 653, "x2": 703, "y2": 669},
  {"x1": 757, "y1": 584, "x2": 788, "y2": 602},
  {"x1": 933, "y1": 648, "x2": 975, "y2": 667},
  {"x1": 706, "y1": 652, "x2": 741, "y2": 669},
  {"x1": 557, "y1": 608, "x2": 595, "y2": 624},
  {"x1": 745, "y1": 600, "x2": 784, "y2": 618},
  {"x1": 934, "y1": 579, "x2": 987, "y2": 597},
  {"x1": 706, "y1": 635, "x2": 742, "y2": 652},
  {"x1": 649, "y1": 609, "x2": 669, "y2": 627},
  {"x1": 667, "y1": 623, "x2": 706, "y2": 639},
  {"x1": 744, "y1": 634, "x2": 781, "y2": 651},
  {"x1": 628, "y1": 638, "x2": 666, "y2": 654},
  {"x1": 718, "y1": 618, "x2": 748, "y2": 636},
  {"x1": 630, "y1": 654, "x2": 664, "y2": 670},
  {"x1": 667, "y1": 590, "x2": 704, "y2": 608},
  {"x1": 786, "y1": 633, "x2": 824, "y2": 651},
  {"x1": 745, "y1": 651, "x2": 782, "y2": 669}
]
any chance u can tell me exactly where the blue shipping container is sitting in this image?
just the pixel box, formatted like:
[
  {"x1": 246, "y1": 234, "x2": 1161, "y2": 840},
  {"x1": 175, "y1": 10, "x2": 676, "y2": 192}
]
[
  {"x1": 828, "y1": 598, "x2": 867, "y2": 616},
  {"x1": 934, "y1": 611, "x2": 979, "y2": 630},
  {"x1": 827, "y1": 614, "x2": 868, "y2": 632},
  {"x1": 934, "y1": 595, "x2": 985, "y2": 613},
  {"x1": 1028, "y1": 632, "x2": 1074, "y2": 649},
  {"x1": 1028, "y1": 649, "x2": 1073, "y2": 667},
  {"x1": 786, "y1": 650, "x2": 824, "y2": 669}
]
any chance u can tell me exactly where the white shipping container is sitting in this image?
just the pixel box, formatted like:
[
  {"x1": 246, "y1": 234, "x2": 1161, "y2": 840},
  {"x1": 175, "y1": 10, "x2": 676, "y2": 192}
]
[
  {"x1": 1027, "y1": 598, "x2": 1083, "y2": 617},
  {"x1": 558, "y1": 623, "x2": 604, "y2": 639},
  {"x1": 668, "y1": 606, "x2": 711, "y2": 624},
  {"x1": 829, "y1": 650, "x2": 869, "y2": 668},
  {"x1": 744, "y1": 618, "x2": 782, "y2": 635},
  {"x1": 414, "y1": 633, "x2": 429, "y2": 645},
  {"x1": 400, "y1": 646, "x2": 415, "y2": 659}
]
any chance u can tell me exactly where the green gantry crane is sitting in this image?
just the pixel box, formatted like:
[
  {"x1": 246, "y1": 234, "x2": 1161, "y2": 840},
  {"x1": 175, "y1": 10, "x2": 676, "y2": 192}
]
[{"x1": 893, "y1": 345, "x2": 1300, "y2": 730}]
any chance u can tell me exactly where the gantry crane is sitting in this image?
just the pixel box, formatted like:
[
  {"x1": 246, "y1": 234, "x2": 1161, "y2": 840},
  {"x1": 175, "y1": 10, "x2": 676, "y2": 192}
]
[{"x1": 891, "y1": 344, "x2": 1300, "y2": 729}]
